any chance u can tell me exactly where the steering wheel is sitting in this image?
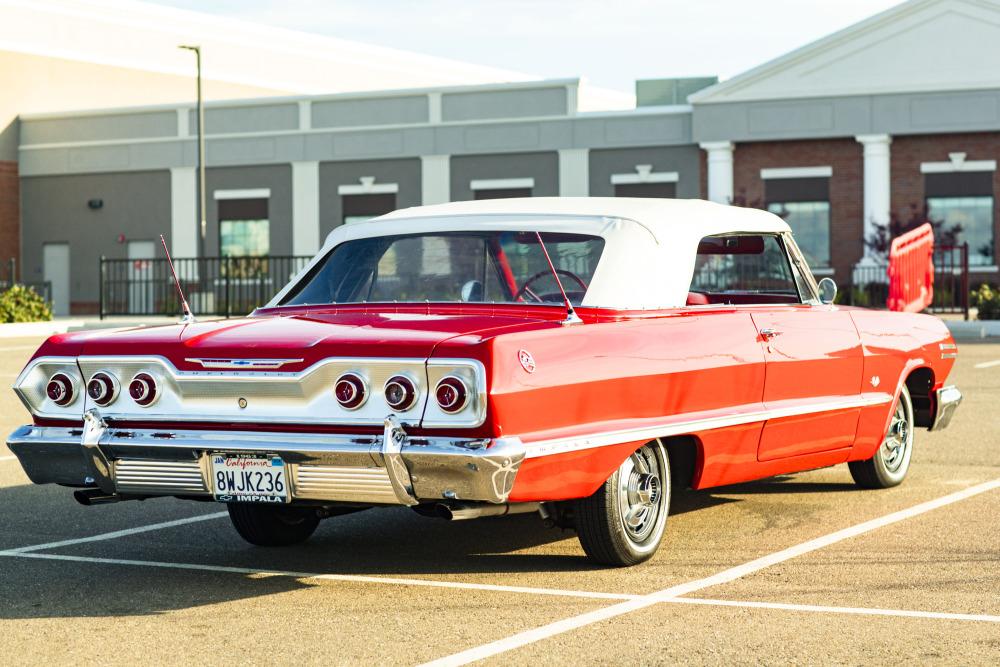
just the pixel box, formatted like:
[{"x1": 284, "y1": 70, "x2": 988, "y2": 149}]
[{"x1": 514, "y1": 269, "x2": 589, "y2": 303}]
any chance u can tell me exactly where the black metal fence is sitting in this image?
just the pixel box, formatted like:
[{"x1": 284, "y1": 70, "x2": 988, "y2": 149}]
[
  {"x1": 99, "y1": 256, "x2": 311, "y2": 319},
  {"x1": 838, "y1": 244, "x2": 969, "y2": 319}
]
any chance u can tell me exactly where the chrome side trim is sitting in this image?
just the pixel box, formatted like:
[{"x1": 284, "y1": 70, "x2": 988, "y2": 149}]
[
  {"x1": 939, "y1": 343, "x2": 958, "y2": 351},
  {"x1": 522, "y1": 393, "x2": 893, "y2": 459},
  {"x1": 930, "y1": 385, "x2": 962, "y2": 431}
]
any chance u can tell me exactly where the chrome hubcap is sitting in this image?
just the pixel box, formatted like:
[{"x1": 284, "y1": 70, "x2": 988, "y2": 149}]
[
  {"x1": 880, "y1": 400, "x2": 910, "y2": 473},
  {"x1": 617, "y1": 445, "x2": 665, "y2": 543}
]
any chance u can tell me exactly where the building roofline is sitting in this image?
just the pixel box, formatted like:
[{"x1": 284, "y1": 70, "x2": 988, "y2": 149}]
[{"x1": 688, "y1": 0, "x2": 1000, "y2": 104}]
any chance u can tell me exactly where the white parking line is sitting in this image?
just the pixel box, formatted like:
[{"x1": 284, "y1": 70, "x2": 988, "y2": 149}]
[
  {"x1": 974, "y1": 359, "x2": 1000, "y2": 369},
  {"x1": 420, "y1": 477, "x2": 1000, "y2": 667},
  {"x1": 3, "y1": 552, "x2": 638, "y2": 601},
  {"x1": 673, "y1": 597, "x2": 1000, "y2": 623},
  {"x1": 0, "y1": 511, "x2": 229, "y2": 554}
]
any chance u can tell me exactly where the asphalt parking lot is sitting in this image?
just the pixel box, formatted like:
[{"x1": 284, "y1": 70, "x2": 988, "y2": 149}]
[{"x1": 1, "y1": 333, "x2": 998, "y2": 665}]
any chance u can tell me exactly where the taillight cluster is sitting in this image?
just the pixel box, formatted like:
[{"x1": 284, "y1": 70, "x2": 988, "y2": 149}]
[
  {"x1": 74, "y1": 371, "x2": 160, "y2": 408},
  {"x1": 332, "y1": 371, "x2": 469, "y2": 414}
]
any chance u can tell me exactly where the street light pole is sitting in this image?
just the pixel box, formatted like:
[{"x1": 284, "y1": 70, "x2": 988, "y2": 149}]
[{"x1": 179, "y1": 45, "x2": 206, "y2": 256}]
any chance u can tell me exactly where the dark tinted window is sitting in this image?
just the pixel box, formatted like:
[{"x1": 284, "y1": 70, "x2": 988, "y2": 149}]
[
  {"x1": 688, "y1": 234, "x2": 800, "y2": 304},
  {"x1": 281, "y1": 231, "x2": 605, "y2": 307}
]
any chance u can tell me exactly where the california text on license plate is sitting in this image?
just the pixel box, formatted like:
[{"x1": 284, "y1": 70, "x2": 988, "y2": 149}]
[{"x1": 211, "y1": 453, "x2": 287, "y2": 503}]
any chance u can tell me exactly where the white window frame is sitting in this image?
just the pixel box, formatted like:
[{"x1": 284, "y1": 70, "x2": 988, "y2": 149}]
[
  {"x1": 760, "y1": 166, "x2": 833, "y2": 180},
  {"x1": 338, "y1": 176, "x2": 399, "y2": 196},
  {"x1": 470, "y1": 177, "x2": 535, "y2": 191},
  {"x1": 214, "y1": 188, "x2": 271, "y2": 200},
  {"x1": 920, "y1": 153, "x2": 996, "y2": 174},
  {"x1": 610, "y1": 164, "x2": 678, "y2": 185}
]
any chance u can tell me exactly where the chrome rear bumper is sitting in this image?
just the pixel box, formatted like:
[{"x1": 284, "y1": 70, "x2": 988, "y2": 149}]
[
  {"x1": 929, "y1": 385, "x2": 962, "y2": 432},
  {"x1": 6, "y1": 411, "x2": 525, "y2": 506}
]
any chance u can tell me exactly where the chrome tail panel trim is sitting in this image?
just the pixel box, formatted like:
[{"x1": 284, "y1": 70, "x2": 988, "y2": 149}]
[
  {"x1": 114, "y1": 459, "x2": 208, "y2": 495},
  {"x1": 293, "y1": 465, "x2": 397, "y2": 503}
]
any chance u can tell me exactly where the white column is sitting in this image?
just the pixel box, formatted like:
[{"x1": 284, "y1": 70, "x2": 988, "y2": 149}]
[
  {"x1": 700, "y1": 141, "x2": 734, "y2": 204},
  {"x1": 170, "y1": 167, "x2": 197, "y2": 258},
  {"x1": 292, "y1": 161, "x2": 320, "y2": 256},
  {"x1": 856, "y1": 134, "x2": 892, "y2": 264},
  {"x1": 558, "y1": 148, "x2": 589, "y2": 197},
  {"x1": 421, "y1": 155, "x2": 450, "y2": 204}
]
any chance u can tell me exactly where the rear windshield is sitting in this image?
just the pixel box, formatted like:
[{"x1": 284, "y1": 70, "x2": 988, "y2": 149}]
[{"x1": 280, "y1": 231, "x2": 605, "y2": 307}]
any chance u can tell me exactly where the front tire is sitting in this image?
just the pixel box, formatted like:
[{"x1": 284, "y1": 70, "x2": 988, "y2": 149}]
[
  {"x1": 227, "y1": 503, "x2": 320, "y2": 546},
  {"x1": 849, "y1": 385, "x2": 914, "y2": 489},
  {"x1": 574, "y1": 440, "x2": 670, "y2": 566}
]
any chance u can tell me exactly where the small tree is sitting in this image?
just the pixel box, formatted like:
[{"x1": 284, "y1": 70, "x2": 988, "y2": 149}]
[{"x1": 865, "y1": 203, "x2": 962, "y2": 259}]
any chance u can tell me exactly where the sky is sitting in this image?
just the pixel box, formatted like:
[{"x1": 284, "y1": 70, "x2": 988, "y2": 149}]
[{"x1": 149, "y1": 0, "x2": 905, "y2": 94}]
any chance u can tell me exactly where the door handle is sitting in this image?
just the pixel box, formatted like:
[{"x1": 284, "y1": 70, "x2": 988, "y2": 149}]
[{"x1": 760, "y1": 328, "x2": 782, "y2": 339}]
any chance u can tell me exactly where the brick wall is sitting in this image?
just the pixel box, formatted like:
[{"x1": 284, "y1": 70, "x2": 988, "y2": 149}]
[
  {"x1": 891, "y1": 132, "x2": 1000, "y2": 282},
  {"x1": 0, "y1": 161, "x2": 18, "y2": 280},
  {"x1": 733, "y1": 139, "x2": 863, "y2": 281}
]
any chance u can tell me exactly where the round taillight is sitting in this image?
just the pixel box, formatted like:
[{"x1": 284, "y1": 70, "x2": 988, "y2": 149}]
[
  {"x1": 334, "y1": 373, "x2": 367, "y2": 410},
  {"x1": 128, "y1": 373, "x2": 158, "y2": 407},
  {"x1": 384, "y1": 375, "x2": 417, "y2": 412},
  {"x1": 435, "y1": 376, "x2": 468, "y2": 414},
  {"x1": 46, "y1": 373, "x2": 76, "y2": 407},
  {"x1": 86, "y1": 372, "x2": 118, "y2": 406}
]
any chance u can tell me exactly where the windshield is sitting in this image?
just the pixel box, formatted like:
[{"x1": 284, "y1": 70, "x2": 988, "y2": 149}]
[{"x1": 280, "y1": 231, "x2": 605, "y2": 307}]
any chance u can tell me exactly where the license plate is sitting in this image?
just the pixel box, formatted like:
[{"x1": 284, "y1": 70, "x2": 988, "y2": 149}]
[{"x1": 211, "y1": 453, "x2": 287, "y2": 503}]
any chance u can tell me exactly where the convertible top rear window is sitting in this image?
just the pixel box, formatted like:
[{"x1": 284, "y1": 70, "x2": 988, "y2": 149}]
[{"x1": 281, "y1": 231, "x2": 605, "y2": 307}]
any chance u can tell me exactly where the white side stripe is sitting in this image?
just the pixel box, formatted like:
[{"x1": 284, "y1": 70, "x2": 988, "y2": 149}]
[{"x1": 420, "y1": 477, "x2": 1000, "y2": 667}]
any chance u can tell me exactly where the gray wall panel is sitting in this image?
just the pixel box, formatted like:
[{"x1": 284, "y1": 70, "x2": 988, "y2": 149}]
[
  {"x1": 204, "y1": 164, "x2": 293, "y2": 257},
  {"x1": 21, "y1": 111, "x2": 177, "y2": 145},
  {"x1": 312, "y1": 96, "x2": 428, "y2": 128},
  {"x1": 192, "y1": 103, "x2": 299, "y2": 135},
  {"x1": 332, "y1": 131, "x2": 405, "y2": 157},
  {"x1": 449, "y1": 152, "x2": 558, "y2": 201},
  {"x1": 318, "y1": 158, "x2": 421, "y2": 239},
  {"x1": 442, "y1": 87, "x2": 567, "y2": 122},
  {"x1": 588, "y1": 146, "x2": 702, "y2": 198},
  {"x1": 694, "y1": 90, "x2": 1000, "y2": 142},
  {"x1": 20, "y1": 170, "x2": 171, "y2": 308}
]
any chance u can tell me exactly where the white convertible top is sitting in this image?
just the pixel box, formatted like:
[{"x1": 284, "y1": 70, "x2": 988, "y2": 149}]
[{"x1": 270, "y1": 198, "x2": 791, "y2": 310}]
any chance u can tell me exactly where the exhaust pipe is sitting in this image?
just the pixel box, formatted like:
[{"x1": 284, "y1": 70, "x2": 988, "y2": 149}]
[
  {"x1": 73, "y1": 488, "x2": 122, "y2": 506},
  {"x1": 434, "y1": 501, "x2": 541, "y2": 521}
]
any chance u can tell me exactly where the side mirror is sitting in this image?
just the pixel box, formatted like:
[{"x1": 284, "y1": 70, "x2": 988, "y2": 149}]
[{"x1": 818, "y1": 277, "x2": 837, "y2": 305}]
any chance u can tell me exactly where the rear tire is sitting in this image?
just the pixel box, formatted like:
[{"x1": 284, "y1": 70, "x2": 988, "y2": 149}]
[
  {"x1": 849, "y1": 385, "x2": 914, "y2": 489},
  {"x1": 574, "y1": 440, "x2": 670, "y2": 567},
  {"x1": 227, "y1": 504, "x2": 320, "y2": 546}
]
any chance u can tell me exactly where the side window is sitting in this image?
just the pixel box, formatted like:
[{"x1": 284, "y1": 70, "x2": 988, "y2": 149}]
[{"x1": 688, "y1": 234, "x2": 802, "y2": 305}]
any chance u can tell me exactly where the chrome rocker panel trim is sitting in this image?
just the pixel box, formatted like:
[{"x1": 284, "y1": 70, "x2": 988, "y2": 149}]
[
  {"x1": 929, "y1": 385, "x2": 962, "y2": 432},
  {"x1": 6, "y1": 412, "x2": 525, "y2": 506}
]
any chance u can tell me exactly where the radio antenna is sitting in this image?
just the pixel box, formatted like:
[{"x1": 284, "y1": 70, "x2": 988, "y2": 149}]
[
  {"x1": 159, "y1": 235, "x2": 196, "y2": 325},
  {"x1": 534, "y1": 232, "x2": 582, "y2": 326}
]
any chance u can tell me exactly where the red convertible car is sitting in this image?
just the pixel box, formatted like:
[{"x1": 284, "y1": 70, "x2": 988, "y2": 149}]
[{"x1": 8, "y1": 198, "x2": 962, "y2": 566}]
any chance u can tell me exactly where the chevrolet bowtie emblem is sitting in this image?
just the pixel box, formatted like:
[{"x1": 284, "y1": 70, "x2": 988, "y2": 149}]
[{"x1": 186, "y1": 358, "x2": 303, "y2": 370}]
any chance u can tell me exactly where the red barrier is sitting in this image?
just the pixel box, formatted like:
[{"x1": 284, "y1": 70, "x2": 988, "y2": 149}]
[{"x1": 887, "y1": 223, "x2": 934, "y2": 312}]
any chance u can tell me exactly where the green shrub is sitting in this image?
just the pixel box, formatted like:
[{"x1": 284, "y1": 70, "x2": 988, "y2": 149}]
[
  {"x1": 970, "y1": 283, "x2": 1000, "y2": 320},
  {"x1": 0, "y1": 285, "x2": 53, "y2": 323}
]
